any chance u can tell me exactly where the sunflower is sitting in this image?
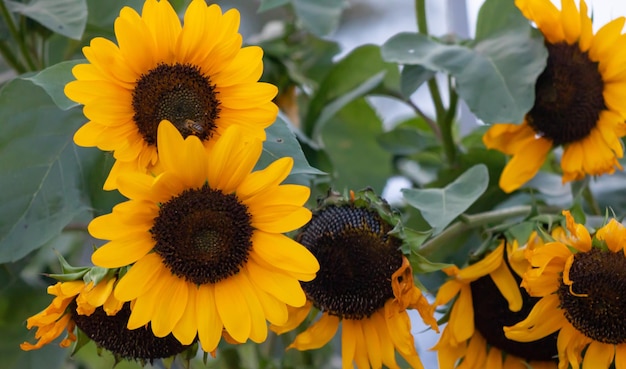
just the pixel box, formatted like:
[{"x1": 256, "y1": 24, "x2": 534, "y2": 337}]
[
  {"x1": 21, "y1": 273, "x2": 123, "y2": 351},
  {"x1": 482, "y1": 0, "x2": 626, "y2": 193},
  {"x1": 65, "y1": 0, "x2": 278, "y2": 189},
  {"x1": 89, "y1": 120, "x2": 318, "y2": 354},
  {"x1": 505, "y1": 210, "x2": 626, "y2": 369},
  {"x1": 432, "y1": 237, "x2": 558, "y2": 369},
  {"x1": 271, "y1": 189, "x2": 438, "y2": 369}
]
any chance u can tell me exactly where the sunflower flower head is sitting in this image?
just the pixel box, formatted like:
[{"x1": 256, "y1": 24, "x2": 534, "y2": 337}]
[
  {"x1": 21, "y1": 265, "x2": 122, "y2": 351},
  {"x1": 432, "y1": 236, "x2": 559, "y2": 369},
  {"x1": 505, "y1": 211, "x2": 626, "y2": 369},
  {"x1": 89, "y1": 120, "x2": 319, "y2": 355},
  {"x1": 483, "y1": 0, "x2": 626, "y2": 193},
  {"x1": 65, "y1": 0, "x2": 278, "y2": 189},
  {"x1": 272, "y1": 188, "x2": 438, "y2": 369}
]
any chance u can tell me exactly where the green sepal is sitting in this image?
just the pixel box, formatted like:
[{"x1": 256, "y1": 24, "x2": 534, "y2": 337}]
[
  {"x1": 83, "y1": 266, "x2": 116, "y2": 286},
  {"x1": 70, "y1": 328, "x2": 91, "y2": 357},
  {"x1": 46, "y1": 270, "x2": 89, "y2": 282},
  {"x1": 55, "y1": 251, "x2": 90, "y2": 274}
]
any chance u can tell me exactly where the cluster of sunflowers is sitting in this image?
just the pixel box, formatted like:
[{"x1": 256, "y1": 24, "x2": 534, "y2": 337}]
[{"x1": 17, "y1": 0, "x2": 626, "y2": 368}]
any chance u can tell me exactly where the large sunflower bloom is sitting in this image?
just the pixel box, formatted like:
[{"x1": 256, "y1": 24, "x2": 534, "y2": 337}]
[
  {"x1": 483, "y1": 0, "x2": 626, "y2": 193},
  {"x1": 65, "y1": 0, "x2": 278, "y2": 189},
  {"x1": 272, "y1": 190, "x2": 438, "y2": 369},
  {"x1": 505, "y1": 211, "x2": 626, "y2": 369},
  {"x1": 21, "y1": 276, "x2": 123, "y2": 351},
  {"x1": 432, "y1": 238, "x2": 558, "y2": 369},
  {"x1": 89, "y1": 121, "x2": 319, "y2": 354}
]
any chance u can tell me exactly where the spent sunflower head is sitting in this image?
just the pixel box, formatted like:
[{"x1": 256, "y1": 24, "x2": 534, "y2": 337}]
[
  {"x1": 89, "y1": 121, "x2": 319, "y2": 354},
  {"x1": 272, "y1": 189, "x2": 438, "y2": 369},
  {"x1": 65, "y1": 0, "x2": 278, "y2": 190},
  {"x1": 432, "y1": 237, "x2": 558, "y2": 369},
  {"x1": 505, "y1": 211, "x2": 626, "y2": 369},
  {"x1": 482, "y1": 0, "x2": 626, "y2": 193}
]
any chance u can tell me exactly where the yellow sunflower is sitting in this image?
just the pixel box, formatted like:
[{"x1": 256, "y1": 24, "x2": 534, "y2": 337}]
[
  {"x1": 21, "y1": 275, "x2": 123, "y2": 351},
  {"x1": 65, "y1": 0, "x2": 278, "y2": 189},
  {"x1": 432, "y1": 238, "x2": 558, "y2": 369},
  {"x1": 272, "y1": 190, "x2": 438, "y2": 369},
  {"x1": 89, "y1": 120, "x2": 319, "y2": 354},
  {"x1": 505, "y1": 210, "x2": 626, "y2": 369},
  {"x1": 483, "y1": 0, "x2": 626, "y2": 193}
]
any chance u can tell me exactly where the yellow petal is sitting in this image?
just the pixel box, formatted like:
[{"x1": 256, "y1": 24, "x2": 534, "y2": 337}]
[
  {"x1": 114, "y1": 253, "x2": 163, "y2": 301},
  {"x1": 90, "y1": 234, "x2": 154, "y2": 268},
  {"x1": 449, "y1": 286, "x2": 474, "y2": 343},
  {"x1": 352, "y1": 320, "x2": 370, "y2": 369},
  {"x1": 196, "y1": 284, "x2": 223, "y2": 353},
  {"x1": 251, "y1": 231, "x2": 319, "y2": 279},
  {"x1": 457, "y1": 244, "x2": 504, "y2": 281},
  {"x1": 342, "y1": 319, "x2": 357, "y2": 369},
  {"x1": 114, "y1": 7, "x2": 156, "y2": 76},
  {"x1": 214, "y1": 274, "x2": 252, "y2": 343},
  {"x1": 288, "y1": 312, "x2": 339, "y2": 351},
  {"x1": 489, "y1": 262, "x2": 523, "y2": 312},
  {"x1": 499, "y1": 135, "x2": 552, "y2": 193},
  {"x1": 589, "y1": 18, "x2": 626, "y2": 62},
  {"x1": 252, "y1": 206, "x2": 312, "y2": 234},
  {"x1": 582, "y1": 341, "x2": 615, "y2": 369},
  {"x1": 218, "y1": 83, "x2": 278, "y2": 109},
  {"x1": 141, "y1": 0, "x2": 181, "y2": 63},
  {"x1": 361, "y1": 316, "x2": 382, "y2": 369},
  {"x1": 614, "y1": 344, "x2": 626, "y2": 369},
  {"x1": 560, "y1": 0, "x2": 580, "y2": 44},
  {"x1": 270, "y1": 300, "x2": 312, "y2": 335},
  {"x1": 235, "y1": 272, "x2": 268, "y2": 343},
  {"x1": 172, "y1": 284, "x2": 198, "y2": 345},
  {"x1": 237, "y1": 157, "x2": 293, "y2": 201},
  {"x1": 504, "y1": 294, "x2": 563, "y2": 342},
  {"x1": 578, "y1": 0, "x2": 593, "y2": 52},
  {"x1": 150, "y1": 276, "x2": 188, "y2": 338},
  {"x1": 246, "y1": 258, "x2": 307, "y2": 306}
]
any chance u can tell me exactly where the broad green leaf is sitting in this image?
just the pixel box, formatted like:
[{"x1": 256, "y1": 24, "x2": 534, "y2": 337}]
[
  {"x1": 5, "y1": 0, "x2": 87, "y2": 40},
  {"x1": 258, "y1": 0, "x2": 290, "y2": 12},
  {"x1": 304, "y1": 45, "x2": 400, "y2": 138},
  {"x1": 402, "y1": 164, "x2": 489, "y2": 234},
  {"x1": 22, "y1": 60, "x2": 83, "y2": 111},
  {"x1": 382, "y1": 31, "x2": 547, "y2": 124},
  {"x1": 474, "y1": 0, "x2": 530, "y2": 41},
  {"x1": 377, "y1": 126, "x2": 434, "y2": 155},
  {"x1": 0, "y1": 79, "x2": 90, "y2": 263},
  {"x1": 86, "y1": 0, "x2": 143, "y2": 29},
  {"x1": 400, "y1": 64, "x2": 435, "y2": 98},
  {"x1": 292, "y1": 0, "x2": 345, "y2": 37},
  {"x1": 321, "y1": 98, "x2": 393, "y2": 193},
  {"x1": 255, "y1": 114, "x2": 326, "y2": 184}
]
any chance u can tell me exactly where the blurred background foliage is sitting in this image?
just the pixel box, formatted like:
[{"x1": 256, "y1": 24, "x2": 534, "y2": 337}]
[{"x1": 1, "y1": 0, "x2": 625, "y2": 368}]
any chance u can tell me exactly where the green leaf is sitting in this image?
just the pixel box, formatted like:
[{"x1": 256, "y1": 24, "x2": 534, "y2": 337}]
[
  {"x1": 474, "y1": 0, "x2": 530, "y2": 41},
  {"x1": 22, "y1": 60, "x2": 83, "y2": 111},
  {"x1": 292, "y1": 0, "x2": 345, "y2": 37},
  {"x1": 304, "y1": 45, "x2": 400, "y2": 138},
  {"x1": 402, "y1": 164, "x2": 489, "y2": 234},
  {"x1": 86, "y1": 0, "x2": 142, "y2": 29},
  {"x1": 255, "y1": 114, "x2": 326, "y2": 184},
  {"x1": 5, "y1": 0, "x2": 87, "y2": 40},
  {"x1": 400, "y1": 64, "x2": 435, "y2": 98},
  {"x1": 321, "y1": 98, "x2": 393, "y2": 193},
  {"x1": 382, "y1": 31, "x2": 547, "y2": 124},
  {"x1": 377, "y1": 126, "x2": 433, "y2": 155},
  {"x1": 0, "y1": 79, "x2": 90, "y2": 263},
  {"x1": 258, "y1": 0, "x2": 290, "y2": 12}
]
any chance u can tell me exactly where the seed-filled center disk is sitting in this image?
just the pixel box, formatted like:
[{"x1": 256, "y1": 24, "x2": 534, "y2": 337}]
[
  {"x1": 132, "y1": 63, "x2": 220, "y2": 145},
  {"x1": 527, "y1": 42, "x2": 605, "y2": 145},
  {"x1": 298, "y1": 205, "x2": 403, "y2": 319},
  {"x1": 558, "y1": 248, "x2": 626, "y2": 344},
  {"x1": 151, "y1": 184, "x2": 253, "y2": 285},
  {"x1": 72, "y1": 302, "x2": 188, "y2": 360}
]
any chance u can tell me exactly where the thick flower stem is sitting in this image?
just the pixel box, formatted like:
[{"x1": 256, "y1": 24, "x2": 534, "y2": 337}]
[
  {"x1": 415, "y1": 0, "x2": 457, "y2": 165},
  {"x1": 419, "y1": 205, "x2": 538, "y2": 257},
  {"x1": 0, "y1": 1, "x2": 37, "y2": 71},
  {"x1": 582, "y1": 185, "x2": 601, "y2": 216}
]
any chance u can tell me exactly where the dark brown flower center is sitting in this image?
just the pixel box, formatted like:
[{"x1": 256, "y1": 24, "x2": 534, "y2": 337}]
[
  {"x1": 151, "y1": 184, "x2": 253, "y2": 285},
  {"x1": 298, "y1": 205, "x2": 403, "y2": 320},
  {"x1": 526, "y1": 42, "x2": 605, "y2": 145},
  {"x1": 72, "y1": 302, "x2": 189, "y2": 361},
  {"x1": 132, "y1": 63, "x2": 220, "y2": 145},
  {"x1": 558, "y1": 248, "x2": 626, "y2": 344},
  {"x1": 471, "y1": 248, "x2": 558, "y2": 362}
]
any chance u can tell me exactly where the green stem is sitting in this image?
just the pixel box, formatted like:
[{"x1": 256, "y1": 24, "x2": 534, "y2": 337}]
[
  {"x1": 582, "y1": 185, "x2": 601, "y2": 216},
  {"x1": 415, "y1": 0, "x2": 457, "y2": 165},
  {"x1": 419, "y1": 205, "x2": 535, "y2": 257},
  {"x1": 0, "y1": 1, "x2": 37, "y2": 71},
  {"x1": 440, "y1": 76, "x2": 459, "y2": 164},
  {"x1": 0, "y1": 39, "x2": 25, "y2": 73}
]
